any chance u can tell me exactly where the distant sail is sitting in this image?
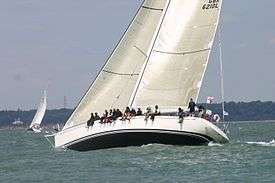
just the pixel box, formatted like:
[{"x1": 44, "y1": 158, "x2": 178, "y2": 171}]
[
  {"x1": 63, "y1": 0, "x2": 168, "y2": 129},
  {"x1": 29, "y1": 90, "x2": 47, "y2": 128},
  {"x1": 131, "y1": 0, "x2": 223, "y2": 110}
]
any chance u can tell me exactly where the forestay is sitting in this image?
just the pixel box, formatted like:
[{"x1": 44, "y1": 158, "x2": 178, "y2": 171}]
[
  {"x1": 63, "y1": 0, "x2": 168, "y2": 129},
  {"x1": 131, "y1": 0, "x2": 223, "y2": 110},
  {"x1": 30, "y1": 90, "x2": 47, "y2": 128}
]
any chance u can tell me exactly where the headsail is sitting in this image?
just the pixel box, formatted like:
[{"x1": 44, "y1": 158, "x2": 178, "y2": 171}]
[
  {"x1": 30, "y1": 90, "x2": 47, "y2": 128},
  {"x1": 63, "y1": 0, "x2": 168, "y2": 129},
  {"x1": 131, "y1": 0, "x2": 223, "y2": 110}
]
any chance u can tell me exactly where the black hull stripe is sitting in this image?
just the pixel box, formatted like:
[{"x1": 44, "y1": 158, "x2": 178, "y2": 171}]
[{"x1": 64, "y1": 129, "x2": 214, "y2": 151}]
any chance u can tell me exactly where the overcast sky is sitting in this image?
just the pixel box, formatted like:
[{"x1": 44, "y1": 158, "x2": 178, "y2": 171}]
[{"x1": 1, "y1": 0, "x2": 275, "y2": 110}]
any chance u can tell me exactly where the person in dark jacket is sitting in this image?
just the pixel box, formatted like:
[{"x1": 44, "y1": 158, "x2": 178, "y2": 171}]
[
  {"x1": 116, "y1": 109, "x2": 123, "y2": 118},
  {"x1": 188, "y1": 98, "x2": 196, "y2": 114},
  {"x1": 130, "y1": 108, "x2": 136, "y2": 116},
  {"x1": 136, "y1": 108, "x2": 143, "y2": 116},
  {"x1": 94, "y1": 112, "x2": 101, "y2": 121},
  {"x1": 87, "y1": 113, "x2": 95, "y2": 127},
  {"x1": 178, "y1": 107, "x2": 184, "y2": 123}
]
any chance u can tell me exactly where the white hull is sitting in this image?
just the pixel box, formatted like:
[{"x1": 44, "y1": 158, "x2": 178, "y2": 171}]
[
  {"x1": 55, "y1": 116, "x2": 229, "y2": 151},
  {"x1": 28, "y1": 127, "x2": 42, "y2": 133}
]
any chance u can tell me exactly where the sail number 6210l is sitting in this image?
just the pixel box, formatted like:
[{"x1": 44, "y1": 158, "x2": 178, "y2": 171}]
[{"x1": 202, "y1": 0, "x2": 220, "y2": 10}]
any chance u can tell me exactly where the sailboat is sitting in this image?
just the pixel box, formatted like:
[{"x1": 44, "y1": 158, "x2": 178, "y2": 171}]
[
  {"x1": 12, "y1": 108, "x2": 24, "y2": 126},
  {"x1": 12, "y1": 118, "x2": 24, "y2": 126},
  {"x1": 54, "y1": 0, "x2": 229, "y2": 151},
  {"x1": 28, "y1": 90, "x2": 47, "y2": 133}
]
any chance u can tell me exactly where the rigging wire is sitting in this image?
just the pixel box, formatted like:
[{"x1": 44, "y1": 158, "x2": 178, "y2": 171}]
[{"x1": 218, "y1": 25, "x2": 230, "y2": 134}]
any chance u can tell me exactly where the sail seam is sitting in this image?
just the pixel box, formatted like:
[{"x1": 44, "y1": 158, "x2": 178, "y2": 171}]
[
  {"x1": 133, "y1": 46, "x2": 147, "y2": 57},
  {"x1": 153, "y1": 48, "x2": 211, "y2": 55},
  {"x1": 142, "y1": 6, "x2": 163, "y2": 11},
  {"x1": 103, "y1": 70, "x2": 139, "y2": 76}
]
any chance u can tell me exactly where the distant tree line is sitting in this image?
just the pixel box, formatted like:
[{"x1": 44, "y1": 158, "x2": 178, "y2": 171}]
[
  {"x1": 0, "y1": 108, "x2": 73, "y2": 127},
  {"x1": 0, "y1": 101, "x2": 275, "y2": 127}
]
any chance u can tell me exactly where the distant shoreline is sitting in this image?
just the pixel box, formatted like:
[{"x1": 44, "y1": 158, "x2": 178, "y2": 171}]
[{"x1": 1, "y1": 101, "x2": 275, "y2": 126}]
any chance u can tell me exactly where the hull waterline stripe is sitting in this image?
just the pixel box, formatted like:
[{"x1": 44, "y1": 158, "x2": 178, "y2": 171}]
[{"x1": 61, "y1": 129, "x2": 213, "y2": 149}]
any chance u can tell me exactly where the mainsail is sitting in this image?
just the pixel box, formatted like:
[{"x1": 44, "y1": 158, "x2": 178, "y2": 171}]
[
  {"x1": 63, "y1": 0, "x2": 168, "y2": 129},
  {"x1": 30, "y1": 90, "x2": 47, "y2": 128},
  {"x1": 131, "y1": 0, "x2": 223, "y2": 110}
]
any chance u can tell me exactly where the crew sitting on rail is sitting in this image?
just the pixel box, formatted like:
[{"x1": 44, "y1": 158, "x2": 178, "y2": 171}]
[
  {"x1": 198, "y1": 105, "x2": 206, "y2": 118},
  {"x1": 100, "y1": 110, "x2": 109, "y2": 123},
  {"x1": 87, "y1": 113, "x2": 95, "y2": 127},
  {"x1": 109, "y1": 109, "x2": 113, "y2": 118},
  {"x1": 122, "y1": 107, "x2": 131, "y2": 121},
  {"x1": 94, "y1": 112, "x2": 101, "y2": 121},
  {"x1": 115, "y1": 109, "x2": 123, "y2": 118},
  {"x1": 150, "y1": 105, "x2": 160, "y2": 121},
  {"x1": 145, "y1": 106, "x2": 152, "y2": 121},
  {"x1": 130, "y1": 108, "x2": 136, "y2": 117},
  {"x1": 178, "y1": 108, "x2": 184, "y2": 123},
  {"x1": 136, "y1": 108, "x2": 143, "y2": 116}
]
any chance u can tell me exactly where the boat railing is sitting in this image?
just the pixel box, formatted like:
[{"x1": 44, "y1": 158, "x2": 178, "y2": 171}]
[{"x1": 59, "y1": 115, "x2": 198, "y2": 135}]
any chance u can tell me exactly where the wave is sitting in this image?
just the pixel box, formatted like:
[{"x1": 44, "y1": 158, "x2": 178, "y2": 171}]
[
  {"x1": 246, "y1": 139, "x2": 275, "y2": 147},
  {"x1": 208, "y1": 142, "x2": 223, "y2": 147},
  {"x1": 140, "y1": 144, "x2": 154, "y2": 148}
]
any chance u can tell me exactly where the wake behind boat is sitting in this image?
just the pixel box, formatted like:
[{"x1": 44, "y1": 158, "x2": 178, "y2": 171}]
[
  {"x1": 54, "y1": 0, "x2": 229, "y2": 151},
  {"x1": 28, "y1": 90, "x2": 47, "y2": 133}
]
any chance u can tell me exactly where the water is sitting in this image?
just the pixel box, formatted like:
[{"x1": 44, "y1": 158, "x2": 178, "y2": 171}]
[{"x1": 1, "y1": 122, "x2": 275, "y2": 183}]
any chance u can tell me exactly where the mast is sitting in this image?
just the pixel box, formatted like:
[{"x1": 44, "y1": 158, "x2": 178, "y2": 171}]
[
  {"x1": 129, "y1": 0, "x2": 171, "y2": 108},
  {"x1": 218, "y1": 26, "x2": 225, "y2": 122}
]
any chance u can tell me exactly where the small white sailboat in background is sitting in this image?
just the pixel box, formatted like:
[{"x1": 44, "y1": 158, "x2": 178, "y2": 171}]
[
  {"x1": 12, "y1": 118, "x2": 24, "y2": 126},
  {"x1": 28, "y1": 90, "x2": 47, "y2": 133},
  {"x1": 53, "y1": 123, "x2": 61, "y2": 132},
  {"x1": 12, "y1": 108, "x2": 24, "y2": 126}
]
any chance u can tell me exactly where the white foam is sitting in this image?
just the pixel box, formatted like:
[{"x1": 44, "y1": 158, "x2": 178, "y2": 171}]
[
  {"x1": 246, "y1": 139, "x2": 275, "y2": 147},
  {"x1": 208, "y1": 142, "x2": 223, "y2": 147},
  {"x1": 140, "y1": 144, "x2": 154, "y2": 148}
]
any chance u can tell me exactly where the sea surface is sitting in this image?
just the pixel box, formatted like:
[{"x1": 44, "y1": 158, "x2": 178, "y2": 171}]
[{"x1": 0, "y1": 121, "x2": 275, "y2": 183}]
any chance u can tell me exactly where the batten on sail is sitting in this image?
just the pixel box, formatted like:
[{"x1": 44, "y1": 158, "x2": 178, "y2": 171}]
[
  {"x1": 131, "y1": 0, "x2": 223, "y2": 110},
  {"x1": 63, "y1": 0, "x2": 168, "y2": 129}
]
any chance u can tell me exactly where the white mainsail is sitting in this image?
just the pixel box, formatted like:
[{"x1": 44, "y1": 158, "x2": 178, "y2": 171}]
[
  {"x1": 29, "y1": 90, "x2": 47, "y2": 128},
  {"x1": 63, "y1": 0, "x2": 168, "y2": 129},
  {"x1": 131, "y1": 0, "x2": 223, "y2": 110}
]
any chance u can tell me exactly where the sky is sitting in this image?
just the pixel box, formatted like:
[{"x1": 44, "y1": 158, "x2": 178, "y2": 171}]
[{"x1": 0, "y1": 0, "x2": 275, "y2": 110}]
